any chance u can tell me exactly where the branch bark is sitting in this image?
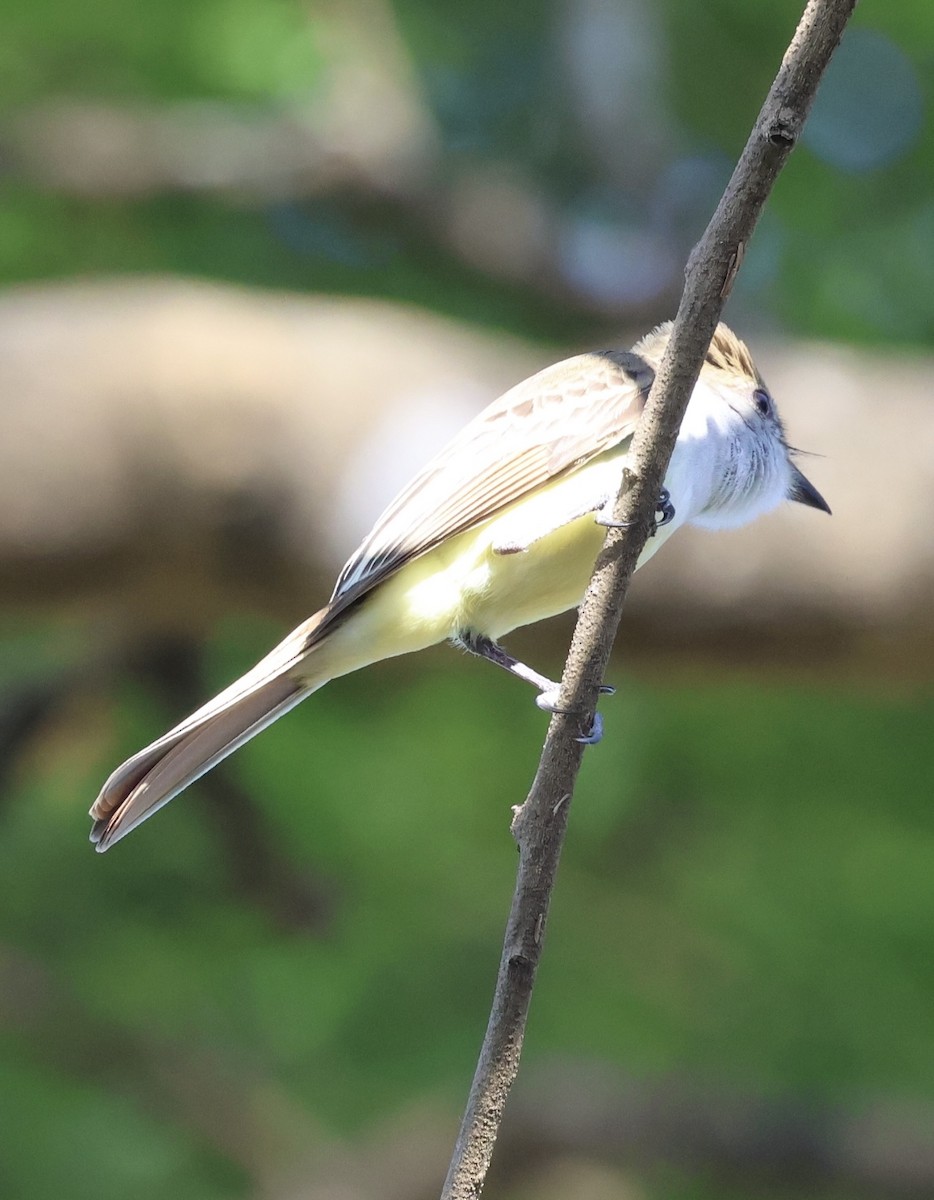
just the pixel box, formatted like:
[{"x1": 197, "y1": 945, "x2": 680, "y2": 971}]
[{"x1": 441, "y1": 2, "x2": 859, "y2": 1196}]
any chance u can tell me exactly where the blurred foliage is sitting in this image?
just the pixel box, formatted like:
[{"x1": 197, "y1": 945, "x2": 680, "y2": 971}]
[
  {"x1": 0, "y1": 0, "x2": 930, "y2": 342},
  {"x1": 2, "y1": 622, "x2": 934, "y2": 1198},
  {"x1": 1, "y1": 1, "x2": 932, "y2": 1197}
]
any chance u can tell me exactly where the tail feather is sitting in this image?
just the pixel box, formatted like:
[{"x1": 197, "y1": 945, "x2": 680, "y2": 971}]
[
  {"x1": 90, "y1": 608, "x2": 334, "y2": 851},
  {"x1": 90, "y1": 669, "x2": 310, "y2": 851}
]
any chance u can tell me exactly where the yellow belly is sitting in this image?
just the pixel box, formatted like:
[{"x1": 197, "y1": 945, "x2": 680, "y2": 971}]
[{"x1": 458, "y1": 511, "x2": 608, "y2": 637}]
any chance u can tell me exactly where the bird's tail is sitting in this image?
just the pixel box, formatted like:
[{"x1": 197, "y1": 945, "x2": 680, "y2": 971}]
[{"x1": 90, "y1": 608, "x2": 334, "y2": 852}]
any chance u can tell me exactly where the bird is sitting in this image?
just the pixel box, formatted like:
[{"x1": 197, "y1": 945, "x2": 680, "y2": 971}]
[{"x1": 89, "y1": 322, "x2": 830, "y2": 850}]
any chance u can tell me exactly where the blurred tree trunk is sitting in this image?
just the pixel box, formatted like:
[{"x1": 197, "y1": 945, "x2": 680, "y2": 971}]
[{"x1": 2, "y1": 277, "x2": 931, "y2": 677}]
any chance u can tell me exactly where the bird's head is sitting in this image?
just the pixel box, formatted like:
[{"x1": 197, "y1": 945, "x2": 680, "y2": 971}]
[{"x1": 636, "y1": 321, "x2": 831, "y2": 528}]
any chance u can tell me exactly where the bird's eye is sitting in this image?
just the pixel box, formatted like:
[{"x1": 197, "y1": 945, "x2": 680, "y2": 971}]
[{"x1": 753, "y1": 388, "x2": 772, "y2": 417}]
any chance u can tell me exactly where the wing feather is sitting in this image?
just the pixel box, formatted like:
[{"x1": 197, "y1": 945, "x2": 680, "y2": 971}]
[{"x1": 321, "y1": 347, "x2": 653, "y2": 630}]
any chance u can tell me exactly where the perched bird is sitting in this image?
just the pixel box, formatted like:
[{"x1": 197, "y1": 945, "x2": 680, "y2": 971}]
[{"x1": 90, "y1": 322, "x2": 829, "y2": 850}]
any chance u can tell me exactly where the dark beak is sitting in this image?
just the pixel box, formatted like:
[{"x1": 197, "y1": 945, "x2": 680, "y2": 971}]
[{"x1": 788, "y1": 465, "x2": 831, "y2": 514}]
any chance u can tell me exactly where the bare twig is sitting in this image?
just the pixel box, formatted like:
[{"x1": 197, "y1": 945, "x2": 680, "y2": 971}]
[{"x1": 441, "y1": 2, "x2": 858, "y2": 1196}]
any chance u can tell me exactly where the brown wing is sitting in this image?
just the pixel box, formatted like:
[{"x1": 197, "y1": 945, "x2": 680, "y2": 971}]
[{"x1": 320, "y1": 347, "x2": 653, "y2": 631}]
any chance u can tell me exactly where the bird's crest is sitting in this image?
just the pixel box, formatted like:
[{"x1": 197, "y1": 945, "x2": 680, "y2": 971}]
[
  {"x1": 635, "y1": 321, "x2": 762, "y2": 387},
  {"x1": 704, "y1": 324, "x2": 761, "y2": 385}
]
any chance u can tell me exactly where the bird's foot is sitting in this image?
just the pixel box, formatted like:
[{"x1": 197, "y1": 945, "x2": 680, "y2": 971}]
[
  {"x1": 594, "y1": 487, "x2": 675, "y2": 536},
  {"x1": 654, "y1": 487, "x2": 675, "y2": 532},
  {"x1": 575, "y1": 712, "x2": 604, "y2": 745},
  {"x1": 535, "y1": 686, "x2": 611, "y2": 744}
]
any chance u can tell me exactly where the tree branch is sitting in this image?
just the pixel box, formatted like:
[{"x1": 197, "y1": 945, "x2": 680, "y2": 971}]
[{"x1": 441, "y1": 2, "x2": 859, "y2": 1196}]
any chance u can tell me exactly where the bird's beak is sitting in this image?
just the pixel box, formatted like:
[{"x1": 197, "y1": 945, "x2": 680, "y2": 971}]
[{"x1": 788, "y1": 465, "x2": 831, "y2": 514}]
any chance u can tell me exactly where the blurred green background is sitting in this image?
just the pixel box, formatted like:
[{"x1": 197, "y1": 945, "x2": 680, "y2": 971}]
[{"x1": 1, "y1": 2, "x2": 932, "y2": 1198}]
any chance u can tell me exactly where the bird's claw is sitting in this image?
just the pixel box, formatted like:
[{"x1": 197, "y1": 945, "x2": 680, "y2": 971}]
[
  {"x1": 575, "y1": 712, "x2": 604, "y2": 745},
  {"x1": 653, "y1": 487, "x2": 675, "y2": 533},
  {"x1": 536, "y1": 687, "x2": 609, "y2": 745},
  {"x1": 595, "y1": 488, "x2": 675, "y2": 536}
]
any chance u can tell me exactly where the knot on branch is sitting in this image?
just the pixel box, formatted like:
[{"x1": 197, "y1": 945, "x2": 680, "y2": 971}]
[{"x1": 766, "y1": 107, "x2": 798, "y2": 147}]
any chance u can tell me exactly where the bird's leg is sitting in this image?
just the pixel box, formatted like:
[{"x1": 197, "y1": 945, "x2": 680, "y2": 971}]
[
  {"x1": 595, "y1": 487, "x2": 675, "y2": 536},
  {"x1": 454, "y1": 630, "x2": 612, "y2": 744}
]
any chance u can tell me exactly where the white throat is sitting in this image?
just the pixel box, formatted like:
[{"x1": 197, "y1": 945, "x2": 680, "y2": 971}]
[{"x1": 667, "y1": 376, "x2": 793, "y2": 532}]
